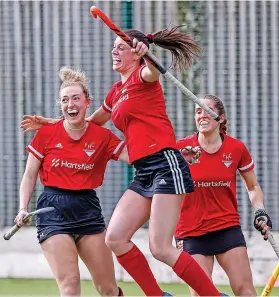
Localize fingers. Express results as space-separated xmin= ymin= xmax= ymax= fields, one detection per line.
xmin=255 ymin=217 xmax=271 ymax=239
xmin=131 ymin=38 xmax=148 ymax=57
xmin=14 ymin=211 xmax=29 ymax=227
xmin=23 ymin=127 xmax=35 ymax=134
xmin=20 ymin=114 xmax=43 ymax=133
xmin=23 ymin=115 xmax=36 ymax=120
xmin=21 ymin=119 xmax=31 ymax=126
xmin=34 ymin=116 xmax=43 ymax=123
xmin=192 ymin=146 xmax=202 ymax=153
xmin=14 ymin=215 xmax=25 ymax=227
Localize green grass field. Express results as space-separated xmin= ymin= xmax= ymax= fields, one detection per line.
xmin=0 ymin=279 xmax=278 ymax=296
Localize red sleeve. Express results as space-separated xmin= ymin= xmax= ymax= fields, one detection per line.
xmin=176 ymin=134 xmax=196 ymax=150
xmin=107 ymin=131 xmax=125 ymax=161
xmin=238 ymin=143 xmax=254 ymax=173
xmin=26 ymin=127 xmax=49 ymax=161
xmin=177 ymin=139 xmax=189 ymax=150
xmin=102 ymin=84 xmax=117 ymax=113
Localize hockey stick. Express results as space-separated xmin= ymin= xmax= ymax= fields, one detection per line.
xmin=3 ymin=207 xmax=55 ymax=240
xmin=261 ymin=231 xmax=279 ymax=296
xmin=261 ymin=264 xmax=279 ymax=296
xmin=89 ymin=6 xmax=220 ymax=122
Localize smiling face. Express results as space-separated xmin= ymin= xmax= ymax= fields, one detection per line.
xmin=60 ymin=85 xmax=90 ymax=126
xmin=195 ymin=98 xmax=225 ymax=134
xmin=111 ymin=37 xmax=139 ymax=73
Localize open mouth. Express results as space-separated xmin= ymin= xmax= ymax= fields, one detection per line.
xmin=199 ymin=121 xmax=209 ymax=127
xmin=68 ymin=110 xmax=79 ymax=118
xmin=112 ymin=57 xmax=121 ymax=65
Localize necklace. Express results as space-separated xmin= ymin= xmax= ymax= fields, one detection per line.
xmin=64 ymin=120 xmax=87 ymax=131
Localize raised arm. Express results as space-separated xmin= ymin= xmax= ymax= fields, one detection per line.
xmin=131 ymin=38 xmax=160 ymax=83
xmin=87 ymin=106 xmax=111 ymax=126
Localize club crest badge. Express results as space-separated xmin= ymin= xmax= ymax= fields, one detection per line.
xmin=176 ymin=240 xmax=184 ymax=251
xmin=84 ymin=142 xmax=96 ymax=157
xmin=222 ymin=153 xmax=232 ymax=168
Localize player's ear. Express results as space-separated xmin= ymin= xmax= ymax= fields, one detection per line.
xmin=133 ymin=53 xmax=141 ymax=62
xmin=86 ymin=98 xmax=91 ymax=108
xmin=219 ymin=114 xmax=226 ymax=124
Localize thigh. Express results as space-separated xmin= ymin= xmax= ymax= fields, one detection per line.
xmin=77 ymin=232 xmax=116 ymax=288
xmin=41 ymin=234 xmax=79 ymax=280
xmin=192 ymin=254 xmax=214 ymax=277
xmin=149 ymin=193 xmax=184 ymax=246
xmin=216 ymin=247 xmax=255 ymax=294
xmin=106 ymin=189 xmax=151 ymax=243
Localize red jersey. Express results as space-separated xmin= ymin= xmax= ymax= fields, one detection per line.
xmin=102 ymin=65 xmax=177 ymax=163
xmin=175 ymin=133 xmax=254 ymax=238
xmin=27 ymin=120 xmax=125 ymax=190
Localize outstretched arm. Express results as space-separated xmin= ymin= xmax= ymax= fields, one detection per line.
xmin=21 ymin=115 xmax=60 ymax=133
xmin=21 ymin=106 xmax=111 ymax=133
xmin=87 ymin=106 xmax=111 ymax=126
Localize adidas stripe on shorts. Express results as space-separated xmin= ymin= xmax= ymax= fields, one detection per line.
xmin=128 ymin=148 xmax=194 ymax=197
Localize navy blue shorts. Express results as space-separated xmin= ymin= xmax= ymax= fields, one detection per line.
xmin=128 ymin=148 xmax=194 ymax=197
xmin=36 ymin=187 xmax=106 ymax=243
xmin=175 ymin=225 xmax=247 ymax=256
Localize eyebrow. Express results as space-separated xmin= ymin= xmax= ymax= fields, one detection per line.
xmin=195 ymin=106 xmax=215 ymax=111
xmin=114 ymin=43 xmax=128 ymax=48
xmin=62 ymin=94 xmax=80 ymax=98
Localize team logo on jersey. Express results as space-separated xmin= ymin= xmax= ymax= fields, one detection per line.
xmin=222 ymin=153 xmax=233 ymax=168
xmin=112 ymin=91 xmax=129 ymax=111
xmin=176 ymin=240 xmax=184 ymax=251
xmin=52 ymin=159 xmax=60 ymax=167
xmin=55 ymin=143 xmax=63 ymax=148
xmin=84 ymin=142 xmax=96 ymax=157
xmin=194 ymin=180 xmax=231 ymax=187
xmin=51 ymin=158 xmax=94 ymax=170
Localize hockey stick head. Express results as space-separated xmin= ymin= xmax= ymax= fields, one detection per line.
xmin=90 ymin=6 xmax=133 ymax=47
xmin=3 ymin=207 xmax=55 ymax=241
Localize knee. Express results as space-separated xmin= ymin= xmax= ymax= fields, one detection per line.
xmin=57 ymin=274 xmax=80 ymax=296
xmin=94 ymin=282 xmax=119 ymax=296
xmin=149 ymin=240 xmax=170 ymax=263
xmin=233 ymin=283 xmax=256 ymax=296
xmin=105 ymin=231 xmax=121 ymax=252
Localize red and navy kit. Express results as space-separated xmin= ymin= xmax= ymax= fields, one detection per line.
xmin=175 ymin=133 xmax=254 ymax=238
xmin=102 ymin=65 xmax=177 ymax=163
xmin=27 ymin=120 xmax=125 ymax=190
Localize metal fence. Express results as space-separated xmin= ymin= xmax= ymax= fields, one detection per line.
xmin=0 ymin=1 xmax=278 ymax=230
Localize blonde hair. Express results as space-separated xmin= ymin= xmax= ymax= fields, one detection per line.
xmin=59 ymin=66 xmax=91 ymax=100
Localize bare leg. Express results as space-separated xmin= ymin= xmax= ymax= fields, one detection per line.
xmin=148 ymin=193 xmax=184 ymax=266
xmin=105 ymin=189 xmax=151 ymax=255
xmin=148 ymin=194 xmax=220 ymax=296
xmin=77 ymin=232 xmax=119 ymax=297
xmin=217 ymin=247 xmax=257 ymax=296
xmin=106 ymin=189 xmax=163 ymax=296
xmin=41 ymin=234 xmax=80 ymax=297
xmin=188 ymin=255 xmax=214 ymax=296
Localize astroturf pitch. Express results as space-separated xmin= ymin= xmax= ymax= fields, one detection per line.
xmin=0 ymin=279 xmax=278 ymax=296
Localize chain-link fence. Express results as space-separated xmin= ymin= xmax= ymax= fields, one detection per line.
xmin=0 ymin=1 xmax=278 ymax=230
